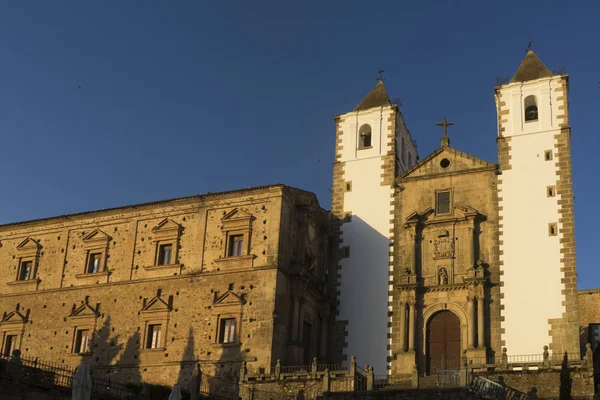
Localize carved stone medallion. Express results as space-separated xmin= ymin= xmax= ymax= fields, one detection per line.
xmin=434 ymin=237 xmax=454 ymax=259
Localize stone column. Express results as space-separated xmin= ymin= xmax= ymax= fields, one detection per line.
xmin=291 ymin=297 xmax=300 ymax=341
xmin=319 ymin=316 xmax=328 ymax=358
xmin=405 ymin=232 xmax=415 ymax=276
xmin=477 ymin=296 xmax=485 ymax=348
xmin=467 ymin=297 xmax=475 ymax=348
xmin=398 ymin=301 xmax=406 ymax=352
xmin=412 ymin=234 xmax=418 ymax=273
xmin=408 ymin=301 xmax=416 ymax=351
xmin=469 ymin=226 xmax=476 ymax=269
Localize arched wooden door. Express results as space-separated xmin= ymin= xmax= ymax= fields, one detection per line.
xmin=427 ymin=310 xmax=461 ymax=374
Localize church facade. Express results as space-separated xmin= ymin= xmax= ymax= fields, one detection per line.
xmin=332 ymin=50 xmax=583 ymax=376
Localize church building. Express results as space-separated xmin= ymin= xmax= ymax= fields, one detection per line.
xmin=331 ymin=49 xmax=582 ymax=377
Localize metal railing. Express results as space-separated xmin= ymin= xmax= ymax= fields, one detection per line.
xmin=373 ymin=375 xmax=390 ymax=390
xmin=470 ymin=374 xmax=506 ymax=399
xmin=317 ymin=364 xmax=347 ymax=372
xmin=437 ymin=370 xmax=460 ymax=387
xmin=0 ymin=353 xmax=137 ymax=400
xmin=469 ymin=351 xmax=582 ymax=367
xmin=91 ymin=374 xmax=137 ymax=400
xmin=279 ymin=364 xmax=312 ymax=374
xmin=199 ymin=373 xmax=239 ymax=400
xmin=8 ymin=354 xmax=76 ymax=388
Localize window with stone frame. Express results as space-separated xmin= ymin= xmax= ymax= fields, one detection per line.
xmin=3 ymin=334 xmax=18 ymax=357
xmin=17 ymin=259 xmax=34 ymax=281
xmin=74 ymin=329 xmax=91 ymax=354
xmin=219 ymin=318 xmax=236 ymax=344
xmin=435 ymin=191 xmax=451 ymax=215
xmin=14 ymin=238 xmax=41 ymax=283
xmin=212 ymin=289 xmax=244 ymax=346
xmin=146 ymin=324 xmax=162 ymax=349
xmin=151 ymin=219 xmax=182 ymax=267
xmin=157 ymin=243 xmax=174 ymax=265
xmin=68 ymin=298 xmax=100 ymax=356
xmin=139 ymin=290 xmax=172 ymax=351
xmin=81 ymin=230 xmax=110 ymax=275
xmin=0 ymin=306 xmax=28 ymax=357
xmin=86 ymin=253 xmax=103 ymax=274
xmin=228 ymin=235 xmax=244 ymax=257
xmin=220 ymin=209 xmax=253 ymax=259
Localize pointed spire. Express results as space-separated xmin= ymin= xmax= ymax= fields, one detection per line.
xmin=511 ymin=50 xmax=554 ymax=83
xmin=353 ymin=81 xmax=391 ymax=112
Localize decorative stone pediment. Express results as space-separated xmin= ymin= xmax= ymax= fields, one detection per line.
xmin=140 ymin=289 xmax=173 ymax=315
xmin=1 ymin=305 xmax=30 ymax=326
xmin=397 ymin=146 xmax=497 ymax=181
xmin=16 ymin=238 xmax=41 ymax=255
xmin=83 ymin=229 xmax=111 ymax=249
xmin=221 ymin=209 xmax=253 ymax=231
xmin=404 ymin=205 xmax=479 ymax=227
xmin=151 ymin=219 xmax=181 ymax=240
xmin=213 ymin=291 xmax=245 ymax=307
xmin=69 ymin=298 xmax=101 ymax=320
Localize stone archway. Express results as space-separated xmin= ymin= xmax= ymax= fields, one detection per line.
xmin=426 ymin=310 xmax=461 ymax=374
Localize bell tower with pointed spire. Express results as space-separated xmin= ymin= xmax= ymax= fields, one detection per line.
xmin=331 ymin=80 xmax=417 ymax=373
xmin=495 ymin=50 xmax=580 ymax=356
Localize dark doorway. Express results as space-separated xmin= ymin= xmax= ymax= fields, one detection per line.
xmin=427 ymin=311 xmax=461 ymax=374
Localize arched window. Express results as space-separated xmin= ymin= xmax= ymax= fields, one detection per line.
xmin=524 ymin=95 xmax=538 ymax=122
xmin=359 ymin=124 xmax=372 ymax=149
xmin=408 ymin=151 xmax=412 ymax=166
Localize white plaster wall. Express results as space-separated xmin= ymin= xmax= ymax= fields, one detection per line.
xmin=498 ymin=76 xmax=566 ymax=355
xmin=336 ymin=106 xmax=395 ymax=374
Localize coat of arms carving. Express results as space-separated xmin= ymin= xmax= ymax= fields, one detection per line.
xmin=434 ymin=237 xmax=454 ymax=258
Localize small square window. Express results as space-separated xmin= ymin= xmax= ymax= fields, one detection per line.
xmin=157 ymin=244 xmax=173 ymax=265
xmin=219 ymin=318 xmax=236 ymax=344
xmin=547 ymin=186 xmax=556 ymax=197
xmin=18 ymin=260 xmax=34 ymax=281
xmin=544 ymin=150 xmax=553 ymax=161
xmin=74 ymin=329 xmax=91 ymax=354
xmin=548 ymin=223 xmax=558 ymax=236
xmin=3 ymin=335 xmax=18 ymax=357
xmin=435 ymin=191 xmax=451 ymax=215
xmin=146 ymin=324 xmax=162 ymax=349
xmin=228 ymin=235 xmax=244 ymax=257
xmin=87 ymin=253 xmax=102 ymax=274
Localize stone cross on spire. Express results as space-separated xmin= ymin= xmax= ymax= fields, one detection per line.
xmin=377 ymin=69 xmax=385 ymax=81
xmin=436 ymin=118 xmax=454 ymax=147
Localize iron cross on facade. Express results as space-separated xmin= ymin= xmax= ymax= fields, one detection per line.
xmin=377 ymin=69 xmax=385 ymax=81
xmin=436 ymin=118 xmax=454 ymax=137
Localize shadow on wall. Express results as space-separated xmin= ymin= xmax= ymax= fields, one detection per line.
xmin=174 ymin=325 xmax=242 ymax=399
xmin=114 ymin=330 xmax=142 ymax=384
xmin=337 ymin=214 xmax=392 ymax=373
xmin=88 ymin=315 xmax=142 ymax=384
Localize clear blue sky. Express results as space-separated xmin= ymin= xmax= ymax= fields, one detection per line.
xmin=0 ymin=2 xmax=598 ymax=288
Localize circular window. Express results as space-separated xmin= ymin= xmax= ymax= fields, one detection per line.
xmin=440 ymin=158 xmax=451 ymax=168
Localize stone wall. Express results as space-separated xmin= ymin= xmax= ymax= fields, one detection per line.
xmin=579 ymin=289 xmax=600 ymax=328
xmin=0 ymin=185 xmax=332 ymax=390
xmin=477 ymin=368 xmax=595 ymax=399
